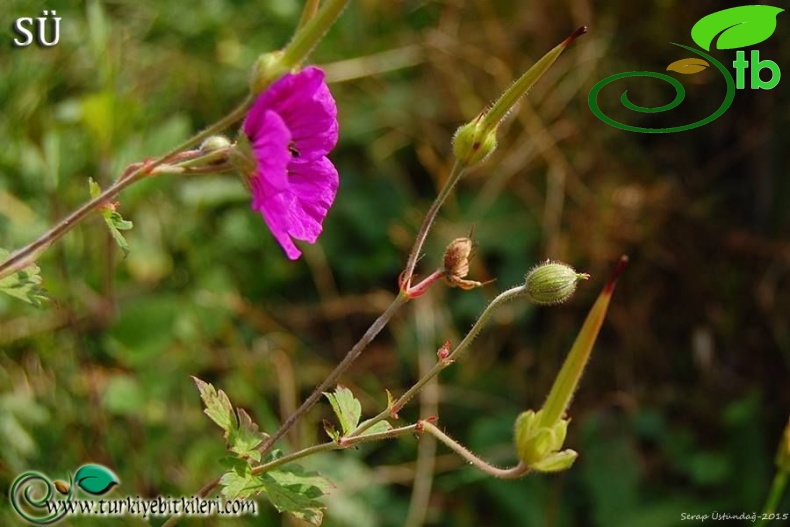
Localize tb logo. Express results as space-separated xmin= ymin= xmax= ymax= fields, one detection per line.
xmin=589 ymin=5 xmax=784 ymax=133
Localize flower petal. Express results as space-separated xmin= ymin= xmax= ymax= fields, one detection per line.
xmin=253 ymin=67 xmax=338 ymax=159
xmin=256 ymin=190 xmax=302 ymax=260
xmin=250 ymin=110 xmax=291 ymax=207
xmin=288 ymin=156 xmax=339 ymax=237
xmin=242 ymin=66 xmax=340 ymax=260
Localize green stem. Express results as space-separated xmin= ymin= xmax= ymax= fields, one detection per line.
xmin=159 ymin=424 xmax=419 ymax=527
xmin=401 ymin=161 xmax=466 ymax=290
xmin=758 ymin=471 xmax=788 ymax=527
xmin=421 ymin=421 xmax=529 ymax=479
xmin=349 ymin=285 xmax=527 ymax=438
xmin=296 ymin=0 xmax=321 ymax=31
xmin=0 ymin=100 xmax=251 ymax=282
xmin=0 ymin=169 xmax=147 ymax=280
xmin=281 ymin=0 xmax=350 ymax=70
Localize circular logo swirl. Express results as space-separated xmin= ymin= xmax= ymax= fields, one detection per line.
xmin=588 ymin=43 xmax=736 ymax=133
xmin=10 ymin=471 xmax=69 ymax=525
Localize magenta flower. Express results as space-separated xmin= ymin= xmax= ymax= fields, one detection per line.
xmin=241 ymin=66 xmax=339 ymax=260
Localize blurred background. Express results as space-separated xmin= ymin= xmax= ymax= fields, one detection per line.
xmin=1 ymin=0 xmax=789 ymax=525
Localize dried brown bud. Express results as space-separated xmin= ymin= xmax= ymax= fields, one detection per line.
xmin=442 ymin=233 xmax=492 ymax=290
xmin=443 ymin=237 xmax=474 ymax=280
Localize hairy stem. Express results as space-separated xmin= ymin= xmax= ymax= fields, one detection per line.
xmin=0 ymin=101 xmax=250 ymax=282
xmin=296 ymin=0 xmax=321 ymax=31
xmin=349 ymin=285 xmax=527 ymax=438
xmin=258 ymin=293 xmax=410 ymax=456
xmin=421 ymin=421 xmax=529 ymax=479
xmin=0 ymin=170 xmax=147 ymax=280
xmin=160 ymin=424 xmax=419 ymax=527
xmin=401 ymin=161 xmax=466 ymax=290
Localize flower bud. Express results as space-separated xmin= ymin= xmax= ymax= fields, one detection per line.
xmin=199 ymin=135 xmax=232 ymax=154
xmin=452 ymin=118 xmax=498 ymax=167
xmin=524 ymin=260 xmax=589 ymax=305
xmin=250 ymin=51 xmax=287 ymax=94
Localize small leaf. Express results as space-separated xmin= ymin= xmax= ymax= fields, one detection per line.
xmin=323 ymin=386 xmax=361 ymax=436
xmin=220 ymin=466 xmax=264 ymax=500
xmin=666 ymin=57 xmax=710 ymax=74
xmin=262 ymin=466 xmax=333 ymax=526
xmin=0 ymin=248 xmax=48 ymax=306
xmin=358 ymin=420 xmax=393 ymax=437
xmin=219 ymin=456 xmax=249 ymax=473
xmin=192 ymin=377 xmax=236 ymax=436
xmin=229 ymin=408 xmax=268 ymax=462
xmin=221 ymin=464 xmax=332 ymax=525
xmin=74 ymin=464 xmax=119 ymax=495
xmin=691 ymin=6 xmax=784 ymax=51
xmin=89 ymin=178 xmax=133 ymax=257
xmin=323 ymin=419 xmax=340 ymax=443
xmin=268 ymin=465 xmax=334 ymax=496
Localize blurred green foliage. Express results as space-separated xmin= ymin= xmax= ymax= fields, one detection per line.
xmin=1 ymin=0 xmax=789 ymax=526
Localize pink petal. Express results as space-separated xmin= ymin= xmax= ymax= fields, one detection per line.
xmin=250 ymin=110 xmax=291 ymax=206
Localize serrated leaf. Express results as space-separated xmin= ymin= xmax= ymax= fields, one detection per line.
xmin=89 ymin=178 xmax=133 ymax=257
xmin=261 ymin=466 xmax=333 ymax=526
xmin=192 ymin=377 xmax=236 ymax=436
xmin=269 ymin=465 xmax=334 ymax=495
xmin=666 ymin=57 xmax=710 ymax=74
xmin=0 ymin=248 xmax=48 ymax=306
xmin=219 ymin=456 xmax=250 ymax=473
xmin=691 ymin=6 xmax=784 ymax=51
xmin=74 ymin=464 xmax=119 ymax=496
xmin=220 ymin=466 xmax=265 ymax=500
xmin=323 ymin=386 xmax=361 ymax=436
xmin=229 ymin=408 xmax=267 ymax=462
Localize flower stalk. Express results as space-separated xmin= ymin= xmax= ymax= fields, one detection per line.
xmin=349 ymin=284 xmax=529 ymax=438
xmin=420 ymin=420 xmax=530 ymax=479
xmin=281 ymin=0 xmax=350 ymax=70
xmin=400 ymin=160 xmax=466 ymax=291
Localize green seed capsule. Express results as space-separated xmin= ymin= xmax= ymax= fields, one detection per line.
xmin=525 ymin=261 xmax=589 ymax=305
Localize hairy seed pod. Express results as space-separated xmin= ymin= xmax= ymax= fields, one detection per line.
xmin=525 ymin=261 xmax=589 ymax=305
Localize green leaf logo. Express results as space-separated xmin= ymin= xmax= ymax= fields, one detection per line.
xmin=74 ymin=464 xmax=119 ymax=495
xmin=691 ymin=6 xmax=784 ymax=51
xmin=666 ymin=57 xmax=710 ymax=75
